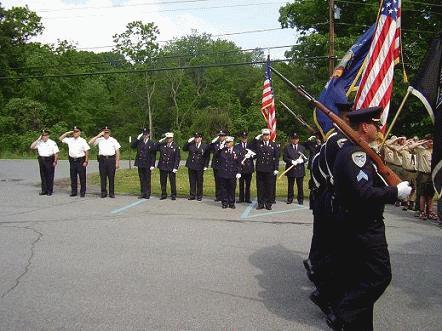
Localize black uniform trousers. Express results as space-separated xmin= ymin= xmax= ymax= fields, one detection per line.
xmin=38 ymin=156 xmax=55 ymax=194
xmin=238 ymin=173 xmax=252 ymax=202
xmin=220 ymin=177 xmax=236 ymax=206
xmin=213 ymin=169 xmax=221 ymax=200
xmin=160 ymin=170 xmax=177 ymax=198
xmin=256 ymin=171 xmax=274 ymax=207
xmin=69 ymin=157 xmax=87 ymax=195
xmin=188 ymin=169 xmax=204 ymax=199
xmin=98 ymin=156 xmax=116 ymax=195
xmin=137 ymin=167 xmax=152 ymax=197
xmin=287 ymin=176 xmax=304 ymax=203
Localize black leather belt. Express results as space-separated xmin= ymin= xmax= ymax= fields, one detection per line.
xmin=99 ymin=155 xmax=116 ymax=159
xmin=69 ymin=156 xmax=85 ymax=162
xmin=39 ymin=155 xmax=54 ymax=160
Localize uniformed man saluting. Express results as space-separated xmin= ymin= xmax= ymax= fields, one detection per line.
xmin=183 ymin=132 xmax=209 ymax=201
xmin=209 ymin=130 xmax=228 ymax=201
xmin=131 ymin=128 xmax=157 ymax=199
xmin=234 ymin=130 xmax=254 ymax=203
xmin=59 ymin=126 xmax=90 ymax=197
xmin=249 ymin=128 xmax=280 ymax=210
xmin=328 ymin=107 xmax=411 ymax=330
xmin=215 ymin=136 xmax=241 ymax=209
xmin=89 ymin=126 xmax=121 ymax=198
xmin=156 ymin=132 xmax=180 ymax=200
xmin=30 ymin=129 xmax=59 ymax=196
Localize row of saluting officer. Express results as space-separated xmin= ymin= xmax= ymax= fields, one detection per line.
xmin=31 ymin=125 xmax=310 ymax=209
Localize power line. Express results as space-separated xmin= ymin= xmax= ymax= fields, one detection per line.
xmin=41 ymin=1 xmax=285 ymax=20
xmin=77 ymin=27 xmax=288 ymax=50
xmin=335 ymin=0 xmax=442 ymax=14
xmin=13 ymin=44 xmax=296 ymax=71
xmin=0 ymin=56 xmax=329 ymax=81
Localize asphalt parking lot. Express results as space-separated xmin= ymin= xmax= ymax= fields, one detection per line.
xmin=0 ymin=160 xmax=441 ymax=330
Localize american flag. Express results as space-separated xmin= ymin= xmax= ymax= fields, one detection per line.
xmin=261 ymin=56 xmax=277 ymax=141
xmin=354 ymin=0 xmax=401 ymax=130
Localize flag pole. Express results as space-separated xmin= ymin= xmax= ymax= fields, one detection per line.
xmin=381 ymin=87 xmax=411 ymax=145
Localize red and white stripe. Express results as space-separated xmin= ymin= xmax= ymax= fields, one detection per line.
xmin=355 ymin=0 xmax=401 ymax=130
xmin=261 ymin=78 xmax=277 ymax=141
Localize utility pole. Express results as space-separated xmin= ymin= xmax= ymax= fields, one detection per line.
xmin=328 ymin=0 xmax=335 ymax=77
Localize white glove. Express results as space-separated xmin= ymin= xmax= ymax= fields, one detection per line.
xmin=149 ymin=166 xmax=154 ymax=171
xmin=137 ymin=133 xmax=143 ymax=140
xmin=172 ymin=168 xmax=178 ymax=173
xmin=255 ymin=134 xmax=262 ymax=140
xmin=308 ymin=135 xmax=316 ymax=142
xmin=291 ymin=160 xmax=298 ymax=165
xmin=220 ymin=141 xmax=226 ymax=148
xmin=273 ymin=170 xmax=279 ymax=176
xmin=159 ymin=137 xmax=166 ymax=143
xmin=297 ymin=156 xmax=304 ymax=164
xmin=188 ymin=137 xmax=195 ymax=143
xmin=203 ymin=167 xmax=208 ymax=171
xmin=236 ymin=173 xmax=241 ymax=179
xmin=397 ymin=181 xmax=412 ymax=200
xmin=211 ymin=136 xmax=219 ymax=144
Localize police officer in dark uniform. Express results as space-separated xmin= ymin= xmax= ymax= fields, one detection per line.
xmin=215 ymin=136 xmax=241 ymax=209
xmin=304 ymin=102 xmax=355 ymax=315
xmin=234 ymin=131 xmax=254 ymax=203
xmin=283 ymin=132 xmax=307 ymax=204
xmin=249 ymin=128 xmax=280 ymax=210
xmin=328 ymin=107 xmax=411 ymax=330
xmin=210 ymin=130 xmax=227 ymax=201
xmin=131 ymin=128 xmax=157 ymax=199
xmin=183 ymin=132 xmax=210 ymax=201
xmin=156 ymin=132 xmax=180 ymax=200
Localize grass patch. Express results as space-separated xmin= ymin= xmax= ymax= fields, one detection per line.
xmin=89 ymin=166 xmax=311 ymax=198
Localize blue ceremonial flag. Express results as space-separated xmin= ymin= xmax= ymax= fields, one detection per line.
xmin=315 ymin=24 xmax=376 ymax=135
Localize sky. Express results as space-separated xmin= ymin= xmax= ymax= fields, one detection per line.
xmin=3 ymin=0 xmax=299 ymax=58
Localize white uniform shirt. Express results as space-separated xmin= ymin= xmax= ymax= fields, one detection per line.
xmin=35 ymin=139 xmax=59 ymax=157
xmin=94 ymin=137 xmax=121 ymax=156
xmin=62 ymin=137 xmax=90 ymax=158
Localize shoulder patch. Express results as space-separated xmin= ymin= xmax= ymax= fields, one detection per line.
xmin=352 ymin=151 xmax=366 ymax=168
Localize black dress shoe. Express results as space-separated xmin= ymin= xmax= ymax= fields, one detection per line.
xmin=70 ymin=193 xmax=77 ymax=197
xmin=245 ymin=200 xmax=252 ymax=203
xmin=171 ymin=196 xmax=176 ymax=200
xmin=188 ymin=197 xmax=196 ymax=200
xmin=256 ymin=204 xmax=264 ymax=210
xmin=101 ymin=193 xmax=107 ymax=198
xmin=160 ymin=196 xmax=167 ymax=200
xmin=197 ymin=197 xmax=202 ymax=201
xmin=80 ymin=193 xmax=85 ymax=197
xmin=47 ymin=192 xmax=52 ymax=196
xmin=109 ymin=194 xmax=115 ymax=198
xmin=229 ymin=204 xmax=236 ymax=209
xmin=222 ymin=204 xmax=228 ymax=209
xmin=144 ymin=195 xmax=150 ymax=199
xmin=265 ymin=205 xmax=272 ymax=210
xmin=286 ymin=200 xmax=293 ymax=204
xmin=298 ymin=200 xmax=304 ymax=205
xmin=309 ymin=290 xmax=331 ymax=315
xmin=39 ymin=192 xmax=48 ymax=196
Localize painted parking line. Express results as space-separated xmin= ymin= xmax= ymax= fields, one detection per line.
xmin=240 ymin=202 xmax=308 ymax=220
xmin=111 ymin=199 xmax=147 ymax=214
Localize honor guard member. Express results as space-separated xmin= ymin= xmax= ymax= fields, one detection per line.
xmin=30 ymin=129 xmax=59 ymax=196
xmin=156 ymin=132 xmax=180 ymax=200
xmin=59 ymin=126 xmax=90 ymax=197
xmin=215 ymin=136 xmax=241 ymax=209
xmin=209 ymin=130 xmax=227 ymax=201
xmin=89 ymin=126 xmax=121 ymax=198
xmin=328 ymin=107 xmax=411 ymax=330
xmin=234 ymin=130 xmax=254 ymax=203
xmin=131 ymin=128 xmax=157 ymax=199
xmin=304 ymin=101 xmax=354 ymax=316
xmin=249 ymin=128 xmax=280 ymax=210
xmin=283 ymin=132 xmax=307 ymax=205
xmin=183 ymin=132 xmax=210 ymax=201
